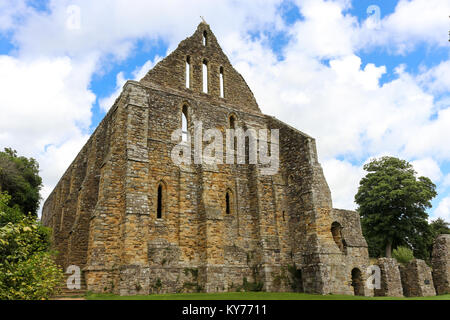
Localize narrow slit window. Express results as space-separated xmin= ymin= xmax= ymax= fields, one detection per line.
xmin=229 ymin=115 xmax=235 ymax=129
xmin=182 ymin=105 xmax=188 ymax=142
xmin=226 ymin=192 xmax=231 ymax=214
xmin=203 ymin=31 xmax=207 ymax=46
xmin=202 ymin=60 xmax=208 ymax=93
xmin=229 ymin=115 xmax=237 ymax=160
xmin=157 ymin=184 xmax=163 ymax=219
xmin=219 ymin=67 xmax=224 ymax=98
xmin=185 ymin=56 xmax=190 ymax=88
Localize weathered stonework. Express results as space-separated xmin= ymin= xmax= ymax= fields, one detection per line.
xmin=399 ymin=259 xmax=436 ymax=297
xmin=431 ymin=234 xmax=450 ymax=295
xmin=42 ymin=23 xmax=371 ymax=296
xmin=374 ymin=258 xmax=403 ymax=297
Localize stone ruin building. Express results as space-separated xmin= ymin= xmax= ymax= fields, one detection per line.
xmin=41 ymin=23 xmax=449 ymax=297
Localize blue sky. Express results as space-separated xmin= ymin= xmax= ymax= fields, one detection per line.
xmin=0 ymin=0 xmax=449 ymax=221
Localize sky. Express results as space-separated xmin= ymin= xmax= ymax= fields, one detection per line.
xmin=0 ymin=0 xmax=449 ymax=221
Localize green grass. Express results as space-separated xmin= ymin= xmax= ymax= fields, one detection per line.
xmin=85 ymin=292 xmax=450 ymax=300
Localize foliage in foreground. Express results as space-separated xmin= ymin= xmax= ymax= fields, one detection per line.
xmin=0 ymin=192 xmax=63 ymax=300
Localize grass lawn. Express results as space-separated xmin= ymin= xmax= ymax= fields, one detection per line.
xmin=85 ymin=292 xmax=450 ymax=300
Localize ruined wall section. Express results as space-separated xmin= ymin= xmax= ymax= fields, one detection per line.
xmin=330 ymin=209 xmax=371 ymax=295
xmin=399 ymin=259 xmax=436 ymax=297
xmin=84 ymin=85 xmax=132 ymax=293
xmin=432 ymin=234 xmax=450 ymax=295
xmin=140 ymin=22 xmax=261 ymax=115
xmin=374 ymin=258 xmax=403 ymax=297
xmin=41 ymin=94 xmax=118 ymax=270
xmin=267 ymin=117 xmax=346 ymax=294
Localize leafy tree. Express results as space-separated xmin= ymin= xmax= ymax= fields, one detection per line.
xmin=355 ymin=156 xmax=437 ymax=259
xmin=430 ymin=218 xmax=450 ymax=236
xmin=0 ymin=148 xmax=42 ymax=216
xmin=0 ymin=192 xmax=63 ymax=300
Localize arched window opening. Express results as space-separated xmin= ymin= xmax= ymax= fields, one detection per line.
xmin=226 ymin=192 xmax=231 ymax=214
xmin=229 ymin=114 xmax=237 ymax=158
xmin=282 ymin=211 xmax=285 ymax=221
xmin=229 ymin=115 xmax=236 ymax=129
xmin=157 ymin=184 xmax=163 ymax=219
xmin=185 ymin=56 xmax=191 ymax=88
xmin=351 ymin=268 xmax=364 ymax=296
xmin=182 ymin=105 xmax=188 ymax=142
xmin=331 ymin=222 xmax=347 ymax=254
xmin=219 ymin=66 xmax=224 ymax=98
xmin=202 ymin=60 xmax=208 ymax=93
xmin=203 ymin=31 xmax=207 ymax=46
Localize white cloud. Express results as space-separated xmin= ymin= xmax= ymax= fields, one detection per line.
xmin=0 ymin=0 xmax=28 ymax=31
xmin=411 ymin=158 xmax=443 ymax=182
xmin=0 ymin=55 xmax=94 ymax=209
xmin=290 ymin=0 xmax=358 ymax=58
xmin=416 ymin=60 xmax=450 ymax=95
xmin=358 ymin=0 xmax=450 ymax=53
xmin=433 ymin=197 xmax=450 ymax=221
xmin=443 ymin=174 xmax=450 ymax=187
xmin=11 ymin=0 xmax=286 ymax=60
xmin=322 ymin=159 xmax=365 ymax=210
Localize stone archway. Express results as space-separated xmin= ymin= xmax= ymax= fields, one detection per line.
xmin=351 ymin=268 xmax=365 ymax=296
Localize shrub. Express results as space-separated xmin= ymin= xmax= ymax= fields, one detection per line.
xmin=392 ymin=246 xmax=414 ymax=264
xmin=0 ymin=252 xmax=63 ymax=300
xmin=0 ymin=192 xmax=63 ymax=300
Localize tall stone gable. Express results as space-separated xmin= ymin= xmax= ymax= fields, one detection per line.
xmin=42 ymin=22 xmax=371 ymax=296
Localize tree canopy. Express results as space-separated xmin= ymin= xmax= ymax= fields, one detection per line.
xmin=355 ymin=156 xmax=437 ymax=260
xmin=0 ymin=148 xmax=42 ymax=216
xmin=430 ymin=218 xmax=450 ymax=236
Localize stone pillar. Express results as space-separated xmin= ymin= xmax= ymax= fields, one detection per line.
xmin=399 ymin=259 xmax=436 ymax=297
xmin=431 ymin=234 xmax=450 ymax=295
xmin=374 ymin=258 xmax=403 ymax=297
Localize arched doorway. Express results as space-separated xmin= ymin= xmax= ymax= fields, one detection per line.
xmin=351 ymin=268 xmax=364 ymax=296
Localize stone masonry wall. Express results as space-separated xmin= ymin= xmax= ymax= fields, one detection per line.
xmin=399 ymin=259 xmax=436 ymax=297
xmin=432 ymin=234 xmax=450 ymax=295
xmin=374 ymin=258 xmax=403 ymax=297
xmin=43 ymin=22 xmax=371 ymax=296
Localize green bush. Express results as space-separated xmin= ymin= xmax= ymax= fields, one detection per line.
xmin=0 ymin=192 xmax=63 ymax=300
xmin=392 ymin=246 xmax=415 ymax=264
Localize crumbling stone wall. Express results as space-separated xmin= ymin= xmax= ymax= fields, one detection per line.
xmin=374 ymin=258 xmax=403 ymax=297
xmin=42 ymin=22 xmax=371 ymax=296
xmin=399 ymin=259 xmax=436 ymax=297
xmin=432 ymin=234 xmax=450 ymax=295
